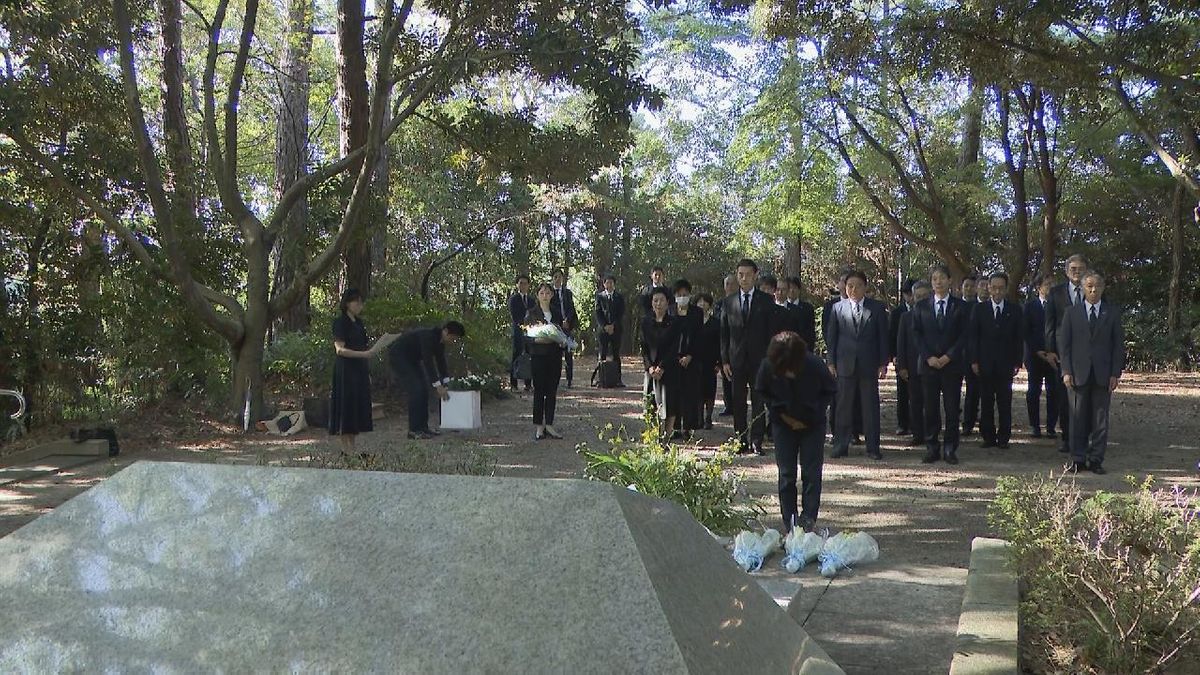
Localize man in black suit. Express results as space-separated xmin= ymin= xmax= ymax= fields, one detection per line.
xmin=596 ymin=274 xmax=625 ymax=386
xmin=639 ymin=266 xmax=672 ymax=317
xmin=896 ymin=280 xmax=931 ymax=448
xmin=822 ymin=271 xmax=863 ymax=442
xmin=889 ymin=278 xmax=915 ymax=436
xmin=720 ymin=258 xmax=777 ymax=455
xmin=508 ymin=275 xmax=534 ymax=391
xmin=551 ymin=269 xmax=579 ymax=388
xmin=969 ymin=273 xmax=1024 ymax=449
xmin=716 ymin=274 xmax=737 ymax=416
xmin=959 ymin=274 xmax=981 ymax=436
xmin=826 ymin=270 xmax=890 ymax=460
xmin=1043 ymin=254 xmax=1089 ymax=454
xmin=1023 ymin=274 xmax=1058 ymax=438
xmin=760 ymin=274 xmax=797 ymax=335
xmin=1058 ymin=271 xmax=1124 ymax=474
xmin=912 ymin=264 xmax=969 ymax=464
xmin=389 ymin=322 xmax=466 ymax=439
xmin=784 ymin=275 xmax=818 ymax=350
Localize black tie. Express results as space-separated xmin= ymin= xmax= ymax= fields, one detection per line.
xmin=994 ymin=304 xmax=1000 ymax=321
xmin=853 ymin=303 xmax=861 ymax=332
xmin=742 ymin=292 xmax=750 ymax=319
xmin=1074 ymin=287 xmax=1082 ymax=305
xmin=937 ymin=300 xmax=946 ymax=328
xmin=1089 ymin=305 xmax=1098 ymax=330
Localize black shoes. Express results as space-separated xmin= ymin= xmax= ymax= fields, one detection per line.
xmin=1031 ymin=429 xmax=1042 ymax=438
xmin=943 ymin=446 xmax=959 ymax=465
xmin=1090 ymin=463 xmax=1107 ymax=475
xmin=997 ymin=441 xmax=1010 ymax=449
xmin=921 ymin=447 xmax=940 ymax=463
xmin=980 ymin=440 xmax=996 ymax=449
xmin=830 ymin=447 xmax=849 ymax=459
xmin=852 ymin=436 xmax=865 ymax=446
xmin=866 ymin=450 xmax=883 ymax=461
xmin=718 ymin=409 xmax=732 ymax=417
xmin=1065 ymin=461 xmax=1085 ymax=473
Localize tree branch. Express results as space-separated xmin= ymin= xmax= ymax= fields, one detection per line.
xmin=1111 ymin=78 xmax=1200 ymax=201
xmin=420 ymin=213 xmax=525 ymax=300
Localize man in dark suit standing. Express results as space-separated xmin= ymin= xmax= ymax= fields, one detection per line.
xmin=1058 ymin=271 xmax=1124 ymax=474
xmin=720 ymin=258 xmax=777 ymax=455
xmin=969 ymin=273 xmax=1024 ymax=449
xmin=784 ymin=276 xmax=818 ymax=350
xmin=896 ymin=280 xmax=931 ymax=448
xmin=716 ymin=274 xmax=737 ymax=416
xmin=760 ymin=274 xmax=798 ymax=335
xmin=826 ymin=270 xmax=890 ymax=460
xmin=551 ymin=269 xmax=579 ymax=388
xmin=596 ymin=274 xmax=625 ymax=384
xmin=959 ymin=274 xmax=981 ymax=436
xmin=822 ymin=271 xmax=862 ymax=442
xmin=889 ymin=278 xmax=915 ymax=437
xmin=508 ymin=275 xmax=535 ymax=391
xmin=912 ymin=264 xmax=969 ymax=464
xmin=639 ymin=266 xmax=672 ymax=317
xmin=1023 ymin=274 xmax=1058 ymax=438
xmin=1043 ymin=254 xmax=1089 ymax=454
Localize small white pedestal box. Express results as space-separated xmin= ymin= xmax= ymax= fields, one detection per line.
xmin=440 ymin=390 xmax=482 ymax=430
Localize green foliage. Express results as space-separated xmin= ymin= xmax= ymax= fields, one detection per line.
xmin=576 ymin=420 xmax=762 ymax=536
xmin=990 ymin=474 xmax=1200 ymax=673
xmin=278 ymin=443 xmax=497 ymax=477
xmin=264 ymin=330 xmax=334 ymax=398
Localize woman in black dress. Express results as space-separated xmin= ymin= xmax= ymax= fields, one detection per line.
xmin=524 ymin=283 xmax=566 ymax=440
xmin=329 ymin=288 xmax=392 ymax=454
xmin=671 ymin=279 xmax=702 ymax=439
xmin=641 ymin=288 xmax=679 ymax=444
xmin=754 ymin=332 xmax=837 ymax=534
xmin=695 ymin=293 xmax=722 ymax=429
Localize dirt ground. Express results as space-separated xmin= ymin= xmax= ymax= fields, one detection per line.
xmin=3 ymin=356 xmax=1199 ymax=673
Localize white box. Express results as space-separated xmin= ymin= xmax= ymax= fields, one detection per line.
xmin=440 ymin=390 xmax=482 ymax=430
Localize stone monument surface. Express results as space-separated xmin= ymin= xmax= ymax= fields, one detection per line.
xmin=0 ymin=461 xmax=841 ymax=673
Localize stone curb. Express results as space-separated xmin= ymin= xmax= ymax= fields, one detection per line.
xmin=949 ymin=537 xmax=1019 ymax=675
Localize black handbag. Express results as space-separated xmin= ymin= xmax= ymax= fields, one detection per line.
xmin=513 ymin=353 xmax=532 ymax=381
xmin=591 ymin=360 xmax=622 ymax=388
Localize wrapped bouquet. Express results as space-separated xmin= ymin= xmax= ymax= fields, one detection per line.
xmin=781 ymin=528 xmax=824 ymax=573
xmin=732 ymin=529 xmax=782 ymax=573
xmin=817 ymin=531 xmax=879 ymax=578
xmin=524 ymin=323 xmax=578 ymax=350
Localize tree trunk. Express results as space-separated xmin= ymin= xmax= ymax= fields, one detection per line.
xmin=1167 ymin=183 xmax=1184 ymax=361
xmin=159 ymin=0 xmax=197 ymax=221
xmin=1023 ymin=88 xmax=1061 ymax=278
xmin=233 ymin=229 xmax=272 ymax=423
xmin=23 ymin=218 xmax=51 ymax=427
xmin=959 ymin=79 xmax=984 ymax=170
xmin=271 ymin=0 xmax=314 ymax=335
xmin=997 ymin=87 xmax=1031 ymax=298
xmin=337 ymin=0 xmax=372 ymax=296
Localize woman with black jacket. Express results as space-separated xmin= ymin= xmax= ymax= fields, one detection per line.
xmin=641 ymin=288 xmax=679 ymax=443
xmin=755 ymin=332 xmax=837 ymax=534
xmin=524 ymin=283 xmax=566 ymax=440
xmin=695 ymin=293 xmax=722 ymax=429
xmin=671 ymin=279 xmax=703 ymax=439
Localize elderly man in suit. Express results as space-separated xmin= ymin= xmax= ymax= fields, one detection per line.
xmin=1059 ymin=272 xmax=1124 ymax=474
xmin=1023 ymin=274 xmax=1058 ymax=438
xmin=720 ymin=258 xmax=778 ymax=455
xmin=969 ymin=273 xmax=1024 ymax=449
xmin=1043 ymin=254 xmax=1090 ymax=453
xmin=897 ymin=280 xmax=931 ymax=448
xmin=912 ymin=264 xmax=970 ymax=464
xmin=826 ymin=270 xmax=890 ymax=460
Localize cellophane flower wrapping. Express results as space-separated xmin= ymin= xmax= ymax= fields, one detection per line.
xmin=781 ymin=530 xmax=824 ymax=573
xmin=817 ymin=531 xmax=879 ymax=578
xmin=732 ymin=529 xmax=782 ymax=572
xmin=523 ymin=323 xmax=578 ymax=350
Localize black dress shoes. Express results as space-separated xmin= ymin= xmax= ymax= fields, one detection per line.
xmin=921 ymin=447 xmax=940 ymax=463
xmin=943 ymin=446 xmax=959 ymax=465
xmin=1089 ymin=462 xmax=1106 ymax=475
xmin=1031 ymin=429 xmax=1042 ymax=438
xmin=980 ymin=440 xmax=996 ymax=449
xmin=830 ymin=447 xmax=849 ymax=459
xmin=866 ymin=450 xmax=883 ymax=461
xmin=997 ymin=442 xmax=1010 ymax=449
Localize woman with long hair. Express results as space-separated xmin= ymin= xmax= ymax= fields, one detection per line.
xmin=524 ymin=282 xmax=566 ymax=440
xmin=330 ymin=288 xmax=395 ymax=455
xmin=755 ymin=331 xmax=837 ymax=534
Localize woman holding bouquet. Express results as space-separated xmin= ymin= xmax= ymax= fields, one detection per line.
xmin=755 ymin=332 xmax=837 ymax=534
xmin=641 ymin=288 xmax=680 ymax=444
xmin=524 ymin=283 xmax=566 ymax=440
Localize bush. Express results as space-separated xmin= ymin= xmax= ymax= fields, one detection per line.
xmin=264 ymin=330 xmax=335 ymax=397
xmin=576 ymin=416 xmax=762 ymax=536
xmin=990 ymin=473 xmax=1200 ymax=674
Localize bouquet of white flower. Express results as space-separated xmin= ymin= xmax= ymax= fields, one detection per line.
xmin=781 ymin=529 xmax=824 ymax=573
xmin=732 ymin=529 xmax=782 ymax=573
xmin=817 ymin=531 xmax=879 ymax=578
xmin=524 ymin=323 xmax=578 ymax=350
xmin=446 ymin=373 xmax=502 ymax=392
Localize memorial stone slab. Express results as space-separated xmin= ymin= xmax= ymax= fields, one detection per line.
xmin=0 ymin=461 xmax=843 ymax=673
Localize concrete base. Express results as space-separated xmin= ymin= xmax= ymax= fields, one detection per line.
xmin=949 ymin=537 xmax=1019 ymax=675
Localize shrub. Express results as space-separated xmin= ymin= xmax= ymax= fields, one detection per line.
xmin=264 ymin=330 xmax=335 ymax=396
xmin=990 ymin=473 xmax=1200 ymax=674
xmin=576 ymin=418 xmax=762 ymax=536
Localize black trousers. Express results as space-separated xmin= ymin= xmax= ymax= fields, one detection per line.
xmin=1054 ymin=364 xmax=1071 ymax=448
xmin=677 ymin=361 xmax=703 ymax=431
xmin=907 ymin=373 xmax=926 ymax=443
xmin=1070 ymin=379 xmax=1112 ymax=465
xmin=561 ymin=336 xmax=574 ymax=385
xmin=773 ymin=420 xmax=826 ymax=531
xmin=963 ymin=371 xmax=980 ymax=432
xmin=979 ymin=373 xmax=1014 ymax=444
xmin=896 ymin=373 xmax=910 ymax=431
xmin=833 ymin=374 xmax=881 ymax=454
xmin=532 ymin=351 xmax=562 ymax=425
xmin=923 ymin=369 xmax=964 ymax=449
xmin=721 ymin=370 xmax=733 ymax=409
xmin=598 ymin=329 xmax=621 ymax=361
xmin=1025 ymin=358 xmax=1058 ymax=434
xmin=395 ymin=359 xmax=430 ymax=433
xmin=510 ymin=326 xmax=530 ymax=389
xmin=828 ymin=393 xmax=864 ymax=436
xmin=731 ymin=364 xmax=766 ymax=450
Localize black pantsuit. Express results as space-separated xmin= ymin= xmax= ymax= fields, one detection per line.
xmin=912 ymin=294 xmax=969 ymax=459
xmin=896 ymin=311 xmax=925 ymax=444
xmin=720 ymin=288 xmax=777 ymax=452
xmin=1045 ymin=282 xmax=1081 ymax=450
xmin=773 ymin=422 xmax=825 ymax=531
xmin=531 ymin=350 xmax=562 ymax=425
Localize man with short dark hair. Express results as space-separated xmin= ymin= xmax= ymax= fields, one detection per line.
xmin=969 ymin=273 xmax=1024 ymax=449
xmin=960 ymin=274 xmax=981 ymax=437
xmin=389 ymin=322 xmax=466 ymax=439
xmin=897 ymin=280 xmax=931 ymax=448
xmin=551 ymin=269 xmax=579 ymax=388
xmin=596 ymin=275 xmax=626 ymax=386
xmin=1044 ymin=254 xmax=1090 ymax=453
xmin=639 ymin=266 xmax=671 ymax=317
xmin=783 ymin=276 xmax=818 ymax=350
xmin=1023 ymin=274 xmax=1058 ymax=438
xmin=822 ymin=270 xmax=862 ymax=443
xmin=716 ymin=274 xmax=737 ymax=416
xmin=912 ymin=264 xmax=969 ymax=464
xmin=826 ymin=270 xmax=890 ymax=460
xmin=1059 ymin=271 xmax=1123 ymax=474
xmin=889 ymin=278 xmax=916 ymax=437
xmin=720 ymin=258 xmax=776 ymax=455
xmin=509 ymin=275 xmax=534 ymax=391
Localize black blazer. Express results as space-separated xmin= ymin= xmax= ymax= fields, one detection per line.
xmin=509 ymin=292 xmax=534 ymax=326
xmin=969 ymin=300 xmax=1024 ymax=377
xmin=754 ymin=353 xmax=838 ymax=427
xmin=895 ymin=311 xmax=921 ymax=375
xmin=641 ymin=314 xmax=679 ymax=371
xmin=786 ymin=300 xmax=818 ymax=350
xmin=1044 ymin=281 xmax=1081 ymax=357
xmin=821 ymin=296 xmax=840 ymax=348
xmin=1023 ymin=297 xmax=1049 ymax=366
xmin=1059 ymin=301 xmax=1125 ymax=386
xmin=696 ymin=314 xmax=722 ymax=370
xmin=553 ymin=287 xmax=578 ymax=332
xmin=524 ymin=306 xmax=565 ymax=357
xmin=639 ymin=284 xmax=674 ymax=317
xmin=888 ymin=302 xmax=910 ymax=361
xmin=719 ymin=288 xmax=777 ymax=373
xmin=911 ymin=294 xmax=969 ymax=375
xmin=390 ymin=326 xmax=449 ymax=385
xmin=595 ymin=291 xmax=625 ymax=332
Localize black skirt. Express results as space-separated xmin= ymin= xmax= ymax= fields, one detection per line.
xmin=329 ymin=314 xmax=374 ymax=435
